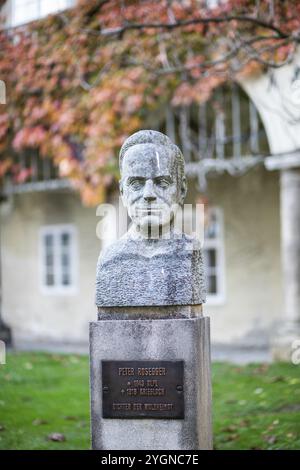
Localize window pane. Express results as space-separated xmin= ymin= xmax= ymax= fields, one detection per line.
xmin=41 ymin=227 xmax=75 ymax=290
xmin=61 ymin=232 xmax=70 ymax=246
xmin=204 ymin=249 xmax=216 ymax=268
xmin=46 ymin=254 xmax=54 ymax=267
xmin=44 ymin=233 xmax=55 ymax=285
xmin=45 ymin=233 xmax=53 ymax=247
xmin=60 ymin=232 xmax=72 ymax=286
xmin=62 ymin=253 xmax=70 ymax=267
xmin=46 ymin=273 xmax=54 ymax=286
xmin=203 ymin=208 xmax=224 ymax=300
xmin=205 ymin=211 xmax=219 ymax=239
xmin=62 ymin=273 xmax=70 ymax=286
xmin=207 ymin=275 xmax=217 ymax=294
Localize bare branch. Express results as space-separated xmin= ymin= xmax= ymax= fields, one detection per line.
xmin=99 ymin=15 xmax=290 ymax=39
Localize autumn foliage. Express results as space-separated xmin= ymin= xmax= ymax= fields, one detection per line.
xmin=0 ymin=0 xmax=299 ymax=204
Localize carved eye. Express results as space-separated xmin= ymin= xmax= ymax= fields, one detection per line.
xmin=156 ymin=178 xmax=170 ymax=188
xmin=129 ymin=179 xmax=144 ymax=190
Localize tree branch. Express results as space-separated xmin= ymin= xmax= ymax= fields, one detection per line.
xmin=99 ymin=15 xmax=290 ymax=39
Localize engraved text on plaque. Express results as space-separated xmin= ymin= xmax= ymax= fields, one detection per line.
xmin=102 ymin=360 xmax=184 ymax=419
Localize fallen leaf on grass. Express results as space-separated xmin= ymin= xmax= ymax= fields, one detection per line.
xmin=267 ymin=376 xmax=285 ymax=383
xmin=276 ymin=403 xmax=300 ymax=412
xmin=238 ymin=400 xmax=247 ymax=405
xmin=64 ymin=415 xmax=78 ymax=421
xmin=264 ymin=435 xmax=277 ymax=445
xmin=252 ymin=364 xmax=269 ymax=375
xmin=50 ymin=355 xmax=64 ymax=363
xmin=32 ymin=419 xmax=48 ymax=426
xmin=47 ymin=433 xmax=66 ymax=442
xmin=239 ymin=419 xmax=250 ymax=427
xmin=77 ymin=421 xmax=87 ymax=428
xmin=221 ymin=425 xmax=237 ymax=433
xmin=223 ymin=433 xmax=239 ymax=442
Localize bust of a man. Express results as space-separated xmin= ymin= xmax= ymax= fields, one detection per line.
xmin=96 ymin=130 xmax=206 ymax=307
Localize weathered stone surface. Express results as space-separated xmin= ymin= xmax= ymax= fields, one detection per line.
xmin=97 ymin=304 xmax=203 ymax=320
xmin=95 ymin=130 xmax=206 ymax=307
xmin=90 ymin=316 xmax=212 ymax=450
xmin=91 ymin=130 xmax=211 ymax=450
xmin=96 ymin=233 xmax=206 ymax=307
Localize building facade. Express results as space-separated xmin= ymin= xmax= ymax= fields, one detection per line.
xmin=0 ymin=164 xmax=282 ymax=355
xmin=1 ymin=0 xmax=300 ymax=359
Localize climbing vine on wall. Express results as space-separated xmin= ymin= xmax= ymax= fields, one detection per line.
xmin=0 ymin=0 xmax=299 ymax=204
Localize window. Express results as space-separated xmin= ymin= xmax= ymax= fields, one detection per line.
xmin=40 ymin=225 xmax=77 ymax=294
xmin=203 ymin=207 xmax=226 ymax=304
xmin=10 ymin=0 xmax=74 ymax=27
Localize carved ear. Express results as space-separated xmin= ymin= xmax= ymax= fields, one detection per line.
xmin=119 ymin=180 xmax=127 ymax=207
xmin=180 ymin=176 xmax=187 ymax=204
xmin=119 ymin=180 xmax=123 ymax=195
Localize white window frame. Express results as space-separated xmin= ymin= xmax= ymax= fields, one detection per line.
xmin=39 ymin=224 xmax=78 ymax=295
xmin=9 ymin=0 xmax=75 ymax=28
xmin=204 ymin=207 xmax=226 ymax=305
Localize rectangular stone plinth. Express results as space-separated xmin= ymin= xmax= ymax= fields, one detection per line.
xmin=89 ymin=316 xmax=212 ymax=450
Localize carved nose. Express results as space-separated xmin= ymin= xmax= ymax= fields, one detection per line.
xmin=143 ymin=180 xmax=156 ymax=203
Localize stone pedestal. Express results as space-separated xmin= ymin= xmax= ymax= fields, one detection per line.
xmin=90 ymin=312 xmax=212 ymax=450
xmin=91 ymin=129 xmax=212 ymax=449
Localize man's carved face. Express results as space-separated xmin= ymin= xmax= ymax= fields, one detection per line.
xmin=120 ymin=143 xmax=186 ymax=234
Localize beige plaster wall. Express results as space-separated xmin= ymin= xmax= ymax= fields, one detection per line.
xmin=0 ymin=190 xmax=100 ymax=348
xmin=202 ymin=166 xmax=283 ymax=347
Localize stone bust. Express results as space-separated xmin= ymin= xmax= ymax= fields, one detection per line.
xmin=96 ymin=130 xmax=206 ymax=307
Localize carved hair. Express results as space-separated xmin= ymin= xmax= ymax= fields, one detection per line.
xmin=119 ymin=130 xmax=185 ymax=182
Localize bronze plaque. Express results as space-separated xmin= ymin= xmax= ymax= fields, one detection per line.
xmin=102 ymin=360 xmax=184 ymax=419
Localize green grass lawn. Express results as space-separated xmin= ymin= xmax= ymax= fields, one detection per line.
xmin=0 ymin=352 xmax=299 ymax=450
